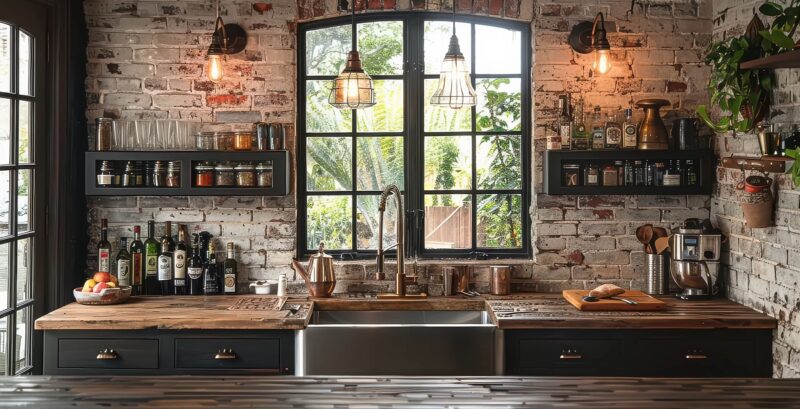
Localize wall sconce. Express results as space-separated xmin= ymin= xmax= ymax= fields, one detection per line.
xmin=568 ymin=12 xmax=612 ymax=75
xmin=206 ymin=0 xmax=247 ymax=81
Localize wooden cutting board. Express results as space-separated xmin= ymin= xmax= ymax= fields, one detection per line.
xmin=562 ymin=290 xmax=668 ymax=311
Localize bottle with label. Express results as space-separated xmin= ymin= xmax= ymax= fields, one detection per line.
xmin=604 ymin=108 xmax=622 ymax=149
xmin=591 ymin=106 xmax=605 ymax=150
xmin=97 ymin=219 xmax=111 ymax=274
xmin=684 ymin=159 xmax=698 ymax=186
xmin=115 ymin=237 xmax=131 ymax=287
xmin=624 ymin=160 xmax=635 ymax=186
xmin=644 ymin=160 xmax=655 ymax=186
xmin=187 ymin=234 xmax=204 ymax=295
xmin=144 ymin=220 xmax=160 ymax=295
xmin=634 ymin=160 xmax=645 ymax=186
xmin=663 ymin=160 xmax=682 ymax=186
xmin=203 ymin=241 xmax=221 ymax=295
xmin=130 ymin=225 xmax=144 ymax=295
xmin=557 ymin=94 xmax=572 ymax=150
xmin=158 ymin=221 xmax=175 ymax=295
xmin=173 ymin=225 xmax=188 ymax=295
xmin=571 ymin=101 xmax=590 ymax=150
xmin=622 ymin=108 xmax=638 ymax=149
xmin=223 ymin=242 xmax=238 ymax=294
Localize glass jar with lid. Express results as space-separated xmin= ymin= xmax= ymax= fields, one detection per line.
xmin=152 ymin=161 xmax=167 ymax=187
xmin=584 ymin=163 xmax=601 ymax=186
xmin=214 ymin=163 xmax=236 ymax=186
xmin=562 ymin=163 xmax=581 ymax=186
xmin=195 ymin=132 xmax=215 ymax=150
xmin=121 ymin=161 xmax=141 ymax=187
xmin=97 ymin=161 xmax=114 ymax=187
xmin=233 ymin=131 xmax=254 ymax=151
xmin=602 ymin=164 xmax=618 ymax=186
xmin=213 ymin=132 xmax=234 ymax=151
xmin=255 ymin=162 xmax=273 ymax=187
xmin=166 ymin=161 xmax=181 ymax=187
xmin=194 ymin=162 xmax=215 ymax=187
xmin=235 ymin=163 xmax=256 ymax=187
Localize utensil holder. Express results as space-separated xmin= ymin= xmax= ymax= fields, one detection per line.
xmin=645 ymin=254 xmax=668 ymax=295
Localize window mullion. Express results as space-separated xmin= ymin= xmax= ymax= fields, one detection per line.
xmin=407 ymin=14 xmax=424 ymax=259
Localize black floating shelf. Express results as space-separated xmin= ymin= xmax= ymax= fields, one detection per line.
xmin=740 ymin=49 xmax=800 ymax=69
xmin=543 ymin=149 xmax=715 ymax=195
xmin=85 ymin=150 xmax=290 ymax=196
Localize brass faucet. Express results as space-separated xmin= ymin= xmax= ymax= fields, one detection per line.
xmin=375 ymin=185 xmax=425 ymax=298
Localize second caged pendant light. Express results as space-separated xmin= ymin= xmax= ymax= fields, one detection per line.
xmin=329 ymin=0 xmax=376 ymax=109
xmin=430 ymin=3 xmax=476 ymax=109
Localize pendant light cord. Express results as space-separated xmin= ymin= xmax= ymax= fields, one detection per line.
xmin=452 ymin=2 xmax=456 ymax=34
xmin=215 ymin=0 xmax=220 ymax=19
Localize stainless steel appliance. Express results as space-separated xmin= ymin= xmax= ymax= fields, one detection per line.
xmin=669 ymin=220 xmax=722 ymax=300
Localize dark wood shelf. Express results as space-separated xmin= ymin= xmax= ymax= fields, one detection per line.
xmin=721 ymin=155 xmax=791 ymax=173
xmin=740 ymin=49 xmax=800 ymax=69
xmin=543 ymin=149 xmax=715 ymax=195
xmin=85 ymin=150 xmax=290 ymax=196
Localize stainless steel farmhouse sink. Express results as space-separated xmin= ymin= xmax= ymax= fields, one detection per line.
xmin=295 ymin=310 xmax=500 ymax=376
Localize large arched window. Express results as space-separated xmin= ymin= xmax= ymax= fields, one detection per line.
xmin=298 ymin=13 xmax=531 ymax=259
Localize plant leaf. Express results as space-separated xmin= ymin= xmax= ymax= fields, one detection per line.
xmin=760 ymin=2 xmax=783 ymax=16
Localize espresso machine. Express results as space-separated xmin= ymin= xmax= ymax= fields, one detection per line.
xmin=669 ymin=220 xmax=722 ymax=300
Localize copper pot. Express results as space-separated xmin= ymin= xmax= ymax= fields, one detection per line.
xmin=636 ymin=99 xmax=670 ymax=150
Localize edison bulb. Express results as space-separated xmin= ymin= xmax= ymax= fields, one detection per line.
xmin=593 ymin=49 xmax=612 ymax=75
xmin=345 ymin=78 xmax=360 ymax=100
xmin=207 ymin=54 xmax=224 ymax=81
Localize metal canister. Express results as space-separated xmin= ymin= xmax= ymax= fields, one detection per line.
xmin=96 ymin=117 xmax=113 ymax=151
xmin=442 ymin=267 xmax=455 ymax=296
xmin=268 ymin=123 xmax=285 ymax=150
xmin=255 ymin=122 xmax=270 ymax=151
xmin=490 ymin=265 xmax=511 ymax=295
xmin=645 ymin=253 xmax=667 ymax=295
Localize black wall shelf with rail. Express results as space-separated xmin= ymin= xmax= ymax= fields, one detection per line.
xmin=85 ymin=150 xmax=290 ymax=196
xmin=543 ymin=149 xmax=715 ymax=195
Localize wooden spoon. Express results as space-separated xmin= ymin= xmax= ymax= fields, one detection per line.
xmin=636 ymin=224 xmax=655 ymax=253
xmin=653 ymin=227 xmax=669 ymax=238
xmin=655 ymin=237 xmax=671 ymax=255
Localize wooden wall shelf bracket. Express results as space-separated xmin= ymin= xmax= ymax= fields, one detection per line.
xmin=721 ymin=155 xmax=791 ymax=173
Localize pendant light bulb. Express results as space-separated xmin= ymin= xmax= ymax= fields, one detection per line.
xmin=207 ymin=54 xmax=225 ymax=81
xmin=593 ymin=49 xmax=612 ymax=75
xmin=430 ymin=9 xmax=476 ymax=109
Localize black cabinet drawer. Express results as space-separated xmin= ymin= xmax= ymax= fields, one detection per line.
xmin=636 ymin=335 xmax=761 ymax=377
xmin=515 ymin=338 xmax=619 ymax=371
xmin=174 ymin=338 xmax=282 ymax=371
xmin=58 ymin=338 xmax=159 ymax=369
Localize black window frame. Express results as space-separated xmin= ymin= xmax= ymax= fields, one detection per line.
xmin=297 ymin=12 xmax=531 ymax=260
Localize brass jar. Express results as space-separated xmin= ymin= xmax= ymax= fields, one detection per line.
xmin=636 ymin=99 xmax=670 ymax=150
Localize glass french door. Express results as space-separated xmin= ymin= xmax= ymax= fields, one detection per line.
xmin=0 ymin=3 xmax=46 ymax=375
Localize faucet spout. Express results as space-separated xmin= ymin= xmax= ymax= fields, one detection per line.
xmin=376 ymin=185 xmax=405 ymax=296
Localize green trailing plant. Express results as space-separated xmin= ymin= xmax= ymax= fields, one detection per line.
xmin=784 ymin=148 xmax=800 ymax=187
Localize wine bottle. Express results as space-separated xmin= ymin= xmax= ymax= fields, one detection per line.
xmin=130 ymin=226 xmax=144 ymax=295
xmin=97 ymin=219 xmax=111 ymax=274
xmin=144 ymin=220 xmax=161 ymax=295
xmin=591 ymin=106 xmax=605 ymax=150
xmin=173 ymin=225 xmax=188 ymax=295
xmin=115 ymin=237 xmax=131 ymax=287
xmin=158 ymin=221 xmax=175 ymax=295
xmin=187 ymin=234 xmax=204 ymax=295
xmin=203 ymin=241 xmax=221 ymax=295
xmin=557 ymin=94 xmax=572 ymax=150
xmin=223 ymin=242 xmax=237 ymax=295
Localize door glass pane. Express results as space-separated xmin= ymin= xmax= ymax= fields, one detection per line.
xmin=0 ymin=98 xmax=11 ymax=165
xmin=477 ymin=194 xmax=522 ymax=248
xmin=0 ymin=243 xmax=8 ymax=310
xmin=424 ymin=194 xmax=471 ymax=249
xmin=0 ymin=24 xmax=10 ymax=93
xmin=356 ymin=136 xmax=403 ymax=191
xmin=475 ymin=25 xmax=521 ymax=74
xmin=18 ymin=30 xmax=31 ymax=96
xmin=17 ymin=170 xmax=30 ymax=233
xmin=425 ymin=21 xmax=471 ymax=74
xmin=477 ymin=135 xmax=522 ymax=190
xmin=0 ymin=171 xmax=9 ymax=237
xmin=16 ymin=238 xmax=30 ymax=304
xmin=306 ymin=80 xmax=352 ymax=133
xmin=306 ymin=24 xmax=350 ymax=76
xmin=15 ymin=306 xmax=30 ymax=372
xmin=358 ymin=21 xmax=403 ymax=75
xmin=18 ymin=100 xmax=29 ymax=163
xmin=424 ymin=79 xmax=471 ymax=132
xmin=306 ymin=137 xmax=352 ymax=191
xmin=476 ymin=78 xmax=521 ymax=132
xmin=357 ymin=80 xmax=403 ymax=132
xmin=424 ymin=135 xmax=471 ymax=190
xmin=307 ymin=195 xmax=352 ymax=251
xmin=356 ymin=194 xmax=399 ymax=250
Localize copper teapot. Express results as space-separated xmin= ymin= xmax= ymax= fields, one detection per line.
xmin=291 ymin=242 xmax=336 ymax=298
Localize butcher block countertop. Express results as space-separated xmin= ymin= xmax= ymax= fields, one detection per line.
xmin=35 ymin=293 xmax=776 ymax=331
xmin=0 ymin=376 xmax=798 ymax=408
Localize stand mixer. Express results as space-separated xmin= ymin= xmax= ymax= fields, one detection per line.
xmin=669 ymin=220 xmax=721 ymax=300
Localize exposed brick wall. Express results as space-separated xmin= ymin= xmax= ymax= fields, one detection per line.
xmin=711 ymin=0 xmax=800 ymax=378
xmin=84 ymin=0 xmax=712 ymax=294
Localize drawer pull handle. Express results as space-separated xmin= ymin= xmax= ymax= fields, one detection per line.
xmin=214 ymin=349 xmax=237 ymax=360
xmin=96 ymin=349 xmax=118 ymax=360
xmin=559 ymin=349 xmax=582 ymax=360
xmin=685 ymin=354 xmax=708 ymax=360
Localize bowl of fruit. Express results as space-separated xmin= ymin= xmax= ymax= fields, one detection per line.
xmin=74 ymin=272 xmax=132 ymax=305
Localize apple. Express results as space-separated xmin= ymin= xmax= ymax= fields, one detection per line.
xmin=93 ymin=272 xmax=111 ymax=283
xmin=106 ymin=281 xmax=117 ymax=288
xmin=92 ymin=282 xmax=110 ymax=293
xmin=82 ymin=279 xmax=97 ymax=293
xmin=110 ymin=275 xmax=119 ymax=285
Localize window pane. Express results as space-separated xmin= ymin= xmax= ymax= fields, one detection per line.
xmin=424 ymin=194 xmax=472 ymax=249
xmin=358 ymin=21 xmax=403 ymax=75
xmin=477 ymin=135 xmax=522 ymax=190
xmin=17 ymin=170 xmax=30 ymax=233
xmin=16 ymin=238 xmax=30 ymax=304
xmin=0 ymin=98 xmax=11 ymax=165
xmin=0 ymin=171 xmax=9 ymax=237
xmin=424 ymin=79 xmax=471 ymax=132
xmin=357 ymin=80 xmax=403 ymax=132
xmin=15 ymin=306 xmax=31 ymax=372
xmin=306 ymin=80 xmax=352 ymax=133
xmin=0 ymin=243 xmax=8 ymax=310
xmin=306 ymin=25 xmax=350 ymax=76
xmin=18 ymin=101 xmax=30 ymax=163
xmin=0 ymin=24 xmax=9 ymax=93
xmin=307 ymin=195 xmax=352 ymax=251
xmin=477 ymin=194 xmax=522 ymax=248
xmin=475 ymin=25 xmax=521 ymax=74
xmin=0 ymin=316 xmax=6 ymax=375
xmin=424 ymin=135 xmax=471 ymax=190
xmin=18 ymin=30 xmax=31 ymax=96
xmin=356 ymin=194 xmax=399 ymax=250
xmin=357 ymin=136 xmax=403 ymax=191
xmin=306 ymin=137 xmax=352 ymax=191
xmin=424 ymin=21 xmax=471 ymax=74
xmin=476 ymin=78 xmax=521 ymax=132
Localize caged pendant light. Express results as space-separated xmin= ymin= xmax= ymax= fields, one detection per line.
xmin=430 ymin=3 xmax=477 ymax=109
xmin=329 ymin=0 xmax=376 ymax=109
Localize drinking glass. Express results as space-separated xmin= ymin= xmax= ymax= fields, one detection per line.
xmin=155 ymin=119 xmax=175 ymax=150
xmin=184 ymin=121 xmax=201 ymax=150
xmin=173 ymin=120 xmax=187 ymax=151
xmin=135 ymin=120 xmax=153 ymax=151
xmin=111 ymin=119 xmax=128 ymax=151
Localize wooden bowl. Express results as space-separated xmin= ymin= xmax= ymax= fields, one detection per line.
xmin=73 ymin=286 xmax=132 ymax=305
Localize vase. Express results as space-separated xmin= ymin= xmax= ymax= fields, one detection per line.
xmin=636 ymin=99 xmax=670 ymax=150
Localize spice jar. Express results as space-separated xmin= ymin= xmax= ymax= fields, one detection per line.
xmin=584 ymin=163 xmax=600 ymax=186
xmin=255 ymin=162 xmax=273 ymax=187
xmin=97 ymin=161 xmax=114 ymax=186
xmin=194 ymin=162 xmax=215 ymax=187
xmin=214 ymin=132 xmax=234 ymax=151
xmin=152 ymin=161 xmax=167 ymax=187
xmin=121 ymin=161 xmax=141 ymax=187
xmin=235 ymin=163 xmax=256 ymax=187
xmin=562 ymin=163 xmax=581 ymax=186
xmin=214 ymin=163 xmax=236 ymax=186
xmin=145 ymin=162 xmax=155 ymax=187
xmin=602 ymin=164 xmax=618 ymax=186
xmin=96 ymin=117 xmax=112 ymax=151
xmin=233 ymin=131 xmax=253 ymax=151
xmin=195 ymin=132 xmax=215 ymax=150
xmin=166 ymin=161 xmax=181 ymax=187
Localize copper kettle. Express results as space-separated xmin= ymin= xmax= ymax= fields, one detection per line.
xmin=291 ymin=242 xmax=336 ymax=298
